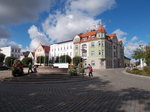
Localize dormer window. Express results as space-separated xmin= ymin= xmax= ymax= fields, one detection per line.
xmin=82 ymin=37 xmax=87 ymax=41
xmin=91 ymin=35 xmax=95 ymax=39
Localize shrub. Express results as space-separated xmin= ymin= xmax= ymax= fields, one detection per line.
xmin=130 ymin=69 xmax=142 ymax=74
xmin=22 ymin=57 xmax=32 ymax=67
xmin=59 ymin=55 xmax=71 ymax=63
xmin=0 ymin=66 xmax=9 ymax=71
xmin=68 ymin=65 xmax=77 ymax=76
xmin=5 ymin=57 xmax=16 ymax=67
xmin=0 ymin=53 xmax=5 ymax=63
xmin=12 ymin=59 xmax=24 ymax=77
xmin=143 ymin=66 xmax=150 ymax=74
xmin=73 ymin=56 xmax=83 ymax=66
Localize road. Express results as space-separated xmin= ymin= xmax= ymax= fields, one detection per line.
xmin=0 ymin=69 xmax=150 ymax=112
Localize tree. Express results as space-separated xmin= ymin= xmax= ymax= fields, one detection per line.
xmin=59 ymin=55 xmax=71 ymax=63
xmin=44 ymin=56 xmax=49 ymax=66
xmin=0 ymin=53 xmax=5 ymax=63
xmin=73 ymin=56 xmax=83 ymax=66
xmin=55 ymin=56 xmax=59 ymax=63
xmin=145 ymin=44 xmax=150 ymax=66
xmin=37 ymin=56 xmax=44 ymax=64
xmin=22 ymin=57 xmax=32 ymax=66
xmin=132 ymin=48 xmax=145 ymax=63
xmin=49 ymin=57 xmax=55 ymax=64
xmin=5 ymin=56 xmax=16 ymax=67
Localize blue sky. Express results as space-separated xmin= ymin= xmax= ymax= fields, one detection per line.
xmin=0 ymin=0 xmax=150 ymax=58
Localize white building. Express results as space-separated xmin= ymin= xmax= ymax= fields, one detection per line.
xmin=50 ymin=40 xmax=74 ymax=59
xmin=28 ymin=52 xmax=35 ymax=63
xmin=0 ymin=46 xmax=21 ymax=59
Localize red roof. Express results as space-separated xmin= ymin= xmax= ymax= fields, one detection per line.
xmin=106 ymin=33 xmax=116 ymax=37
xmin=98 ymin=24 xmax=106 ymax=33
xmin=79 ymin=30 xmax=97 ymax=38
xmin=75 ymin=24 xmax=122 ymax=44
xmin=41 ymin=45 xmax=50 ymax=53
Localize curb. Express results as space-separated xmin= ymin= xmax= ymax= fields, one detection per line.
xmin=122 ymin=70 xmax=150 ymax=79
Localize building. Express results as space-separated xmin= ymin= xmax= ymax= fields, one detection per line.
xmin=49 ymin=24 xmax=124 ymax=69
xmin=73 ymin=24 xmax=124 ymax=69
xmin=28 ymin=52 xmax=35 ymax=64
xmin=124 ymin=56 xmax=131 ymax=67
xmin=20 ymin=51 xmax=30 ymax=60
xmin=35 ymin=44 xmax=50 ymax=65
xmin=0 ymin=46 xmax=21 ymax=59
xmin=50 ymin=40 xmax=74 ymax=59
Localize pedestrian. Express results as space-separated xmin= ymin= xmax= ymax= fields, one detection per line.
xmin=33 ymin=65 xmax=37 ymax=73
xmin=88 ymin=64 xmax=93 ymax=77
xmin=28 ymin=62 xmax=33 ymax=74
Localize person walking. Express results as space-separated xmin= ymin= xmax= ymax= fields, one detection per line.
xmin=28 ymin=62 xmax=33 ymax=74
xmin=88 ymin=64 xmax=93 ymax=77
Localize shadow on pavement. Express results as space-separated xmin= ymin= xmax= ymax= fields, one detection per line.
xmin=0 ymin=75 xmax=150 ymax=112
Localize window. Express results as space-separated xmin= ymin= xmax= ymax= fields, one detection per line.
xmin=91 ymin=42 xmax=95 ymax=47
xmin=70 ymin=52 xmax=72 ymax=56
xmin=75 ymin=45 xmax=78 ymax=50
xmin=114 ymin=52 xmax=116 ymax=57
xmin=97 ymin=33 xmax=101 ymax=38
xmin=70 ymin=45 xmax=72 ymax=49
xmin=98 ymin=41 xmax=101 ymax=46
xmin=102 ymin=50 xmax=104 ymax=56
xmin=91 ymin=51 xmax=95 ymax=56
xmin=91 ymin=35 xmax=95 ymax=39
xmin=91 ymin=60 xmax=95 ymax=66
xmin=82 ymin=38 xmax=87 ymax=41
xmin=75 ymin=52 xmax=78 ymax=56
xmin=99 ymin=50 xmax=101 ymax=55
xmin=12 ymin=49 xmax=14 ymax=52
xmin=102 ymin=41 xmax=105 ymax=46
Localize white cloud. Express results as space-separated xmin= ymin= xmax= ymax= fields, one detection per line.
xmin=131 ymin=36 xmax=138 ymax=41
xmin=42 ymin=12 xmax=101 ymax=42
xmin=0 ymin=39 xmax=22 ymax=48
xmin=124 ymin=41 xmax=145 ymax=58
xmin=41 ymin=0 xmax=116 ymax=42
xmin=113 ymin=29 xmax=127 ymax=44
xmin=28 ymin=25 xmax=51 ymax=50
xmin=69 ymin=0 xmax=116 ymax=16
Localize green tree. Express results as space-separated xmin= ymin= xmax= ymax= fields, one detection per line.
xmin=145 ymin=44 xmax=150 ymax=66
xmin=55 ymin=56 xmax=59 ymax=63
xmin=22 ymin=57 xmax=32 ymax=66
xmin=132 ymin=48 xmax=145 ymax=63
xmin=59 ymin=55 xmax=71 ymax=63
xmin=37 ymin=56 xmax=44 ymax=64
xmin=44 ymin=56 xmax=49 ymax=66
xmin=49 ymin=57 xmax=55 ymax=64
xmin=5 ymin=56 xmax=16 ymax=67
xmin=0 ymin=53 xmax=5 ymax=63
xmin=73 ymin=56 xmax=83 ymax=66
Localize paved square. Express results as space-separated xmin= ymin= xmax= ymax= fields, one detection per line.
xmin=0 ymin=69 xmax=150 ymax=112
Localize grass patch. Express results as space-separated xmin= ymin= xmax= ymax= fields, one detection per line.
xmin=126 ymin=67 xmax=150 ymax=76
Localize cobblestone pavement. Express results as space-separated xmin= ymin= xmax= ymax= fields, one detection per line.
xmin=1 ymin=69 xmax=150 ymax=112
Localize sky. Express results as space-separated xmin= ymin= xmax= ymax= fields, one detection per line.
xmin=0 ymin=0 xmax=150 ymax=59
